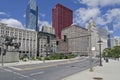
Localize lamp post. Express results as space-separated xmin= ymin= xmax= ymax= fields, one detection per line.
xmin=97 ymin=38 xmax=103 ymax=66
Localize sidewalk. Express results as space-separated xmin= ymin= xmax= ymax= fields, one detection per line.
xmin=62 ymin=59 xmax=120 ymax=80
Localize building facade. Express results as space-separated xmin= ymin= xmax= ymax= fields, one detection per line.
xmin=107 ymin=24 xmax=114 ymax=48
xmin=86 ymin=19 xmax=108 ymax=57
xmin=113 ymin=37 xmax=120 ymax=46
xmin=61 ymin=25 xmax=89 ymax=56
xmin=41 ymin=25 xmax=55 ymax=34
xmin=52 ymin=3 xmax=73 ymax=39
xmin=0 ymin=23 xmax=37 ymax=59
xmin=38 ymin=32 xmax=56 ymax=56
xmin=26 ymin=0 xmax=37 ymax=30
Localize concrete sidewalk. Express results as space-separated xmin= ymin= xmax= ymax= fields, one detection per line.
xmin=62 ymin=59 xmax=120 ymax=80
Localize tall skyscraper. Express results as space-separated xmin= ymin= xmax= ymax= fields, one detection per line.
xmin=26 ymin=0 xmax=38 ymax=31
xmin=107 ymin=23 xmax=114 ymax=48
xmin=52 ymin=3 xmax=73 ymax=39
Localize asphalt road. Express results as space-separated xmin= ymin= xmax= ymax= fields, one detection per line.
xmin=0 ymin=58 xmax=99 ymax=80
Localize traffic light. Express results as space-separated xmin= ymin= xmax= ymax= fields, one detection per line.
xmin=0 ymin=48 xmax=6 ymax=56
xmin=3 ymin=49 xmax=6 ymax=56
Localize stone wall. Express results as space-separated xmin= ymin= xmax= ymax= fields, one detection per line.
xmin=0 ymin=51 xmax=19 ymax=63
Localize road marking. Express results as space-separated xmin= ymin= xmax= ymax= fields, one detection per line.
xmin=0 ymin=67 xmax=37 ymax=80
xmin=22 ymin=64 xmax=58 ymax=71
xmin=8 ymin=66 xmax=22 ymax=71
xmin=30 ymin=71 xmax=44 ymax=76
xmin=1 ymin=68 xmax=12 ymax=72
xmin=22 ymin=58 xmax=87 ymax=71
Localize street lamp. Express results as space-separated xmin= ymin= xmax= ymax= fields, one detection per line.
xmin=97 ymin=38 xmax=103 ymax=66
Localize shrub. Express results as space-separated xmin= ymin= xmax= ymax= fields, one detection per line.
xmin=20 ymin=54 xmax=28 ymax=60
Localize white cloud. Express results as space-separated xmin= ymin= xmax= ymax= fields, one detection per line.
xmin=0 ymin=12 xmax=9 ymax=16
xmin=103 ymin=8 xmax=120 ymax=30
xmin=104 ymin=9 xmax=120 ymax=23
xmin=95 ymin=17 xmax=107 ymax=26
xmin=74 ymin=8 xmax=100 ymax=26
xmin=38 ymin=20 xmax=51 ymax=31
xmin=0 ymin=12 xmax=6 ymax=15
xmin=23 ymin=14 xmax=26 ymax=18
xmin=78 ymin=0 xmax=120 ymax=7
xmin=0 ymin=18 xmax=24 ymax=28
xmin=74 ymin=7 xmax=120 ymax=31
xmin=39 ymin=13 xmax=46 ymax=18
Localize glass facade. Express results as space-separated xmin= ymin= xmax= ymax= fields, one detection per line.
xmin=107 ymin=24 xmax=114 ymax=48
xmin=26 ymin=0 xmax=36 ymax=30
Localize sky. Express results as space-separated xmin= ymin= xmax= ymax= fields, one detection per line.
xmin=0 ymin=0 xmax=120 ymax=37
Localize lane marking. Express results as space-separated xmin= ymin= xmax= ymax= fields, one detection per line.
xmin=30 ymin=71 xmax=44 ymax=76
xmin=8 ymin=66 xmax=22 ymax=71
xmin=0 ymin=67 xmax=37 ymax=80
xmin=22 ymin=64 xmax=58 ymax=70
xmin=21 ymin=58 xmax=87 ymax=71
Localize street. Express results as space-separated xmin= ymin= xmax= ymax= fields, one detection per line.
xmin=0 ymin=58 xmax=99 ymax=80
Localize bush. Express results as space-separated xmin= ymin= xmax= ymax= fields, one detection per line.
xmin=34 ymin=53 xmax=76 ymax=60
xmin=30 ymin=56 xmax=36 ymax=60
xmin=44 ymin=53 xmax=76 ymax=60
xmin=67 ymin=54 xmax=76 ymax=59
xmin=45 ymin=56 xmax=50 ymax=60
xmin=36 ymin=57 xmax=42 ymax=60
xmin=20 ymin=54 xmax=28 ymax=60
xmin=49 ymin=53 xmax=59 ymax=60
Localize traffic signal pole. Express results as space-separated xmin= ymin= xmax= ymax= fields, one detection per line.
xmin=1 ymin=50 xmax=4 ymax=66
xmin=0 ymin=48 xmax=4 ymax=66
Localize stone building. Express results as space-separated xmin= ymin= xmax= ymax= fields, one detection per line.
xmin=86 ymin=19 xmax=108 ymax=57
xmin=41 ymin=25 xmax=55 ymax=34
xmin=60 ymin=25 xmax=90 ymax=56
xmin=38 ymin=32 xmax=56 ymax=56
xmin=0 ymin=23 xmax=37 ymax=59
xmin=113 ymin=37 xmax=120 ymax=46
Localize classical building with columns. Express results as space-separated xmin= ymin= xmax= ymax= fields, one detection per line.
xmin=86 ymin=19 xmax=108 ymax=57
xmin=0 ymin=23 xmax=37 ymax=59
xmin=0 ymin=23 xmax=57 ymax=59
xmin=38 ymin=31 xmax=56 ymax=57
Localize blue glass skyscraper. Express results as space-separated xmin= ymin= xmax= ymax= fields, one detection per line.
xmin=26 ymin=0 xmax=38 ymax=30
xmin=107 ymin=23 xmax=114 ymax=48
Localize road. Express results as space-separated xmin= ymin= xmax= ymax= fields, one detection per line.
xmin=0 ymin=57 xmax=99 ymax=80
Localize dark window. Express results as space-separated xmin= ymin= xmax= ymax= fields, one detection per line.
xmin=63 ymin=35 xmax=67 ymax=42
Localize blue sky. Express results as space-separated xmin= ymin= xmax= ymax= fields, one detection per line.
xmin=0 ymin=0 xmax=120 ymax=36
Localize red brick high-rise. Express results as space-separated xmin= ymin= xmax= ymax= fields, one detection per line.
xmin=52 ymin=3 xmax=73 ymax=39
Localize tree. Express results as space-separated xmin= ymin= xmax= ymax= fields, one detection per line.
xmin=111 ymin=46 xmax=120 ymax=59
xmin=103 ymin=48 xmax=111 ymax=57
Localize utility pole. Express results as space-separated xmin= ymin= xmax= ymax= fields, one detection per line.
xmin=0 ymin=48 xmax=4 ymax=66
xmin=88 ymin=23 xmax=93 ymax=72
xmin=89 ymin=33 xmax=93 ymax=71
xmin=36 ymin=6 xmax=39 ymax=58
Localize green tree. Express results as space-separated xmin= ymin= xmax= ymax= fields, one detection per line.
xmin=111 ymin=46 xmax=120 ymax=59
xmin=103 ymin=48 xmax=112 ymax=57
